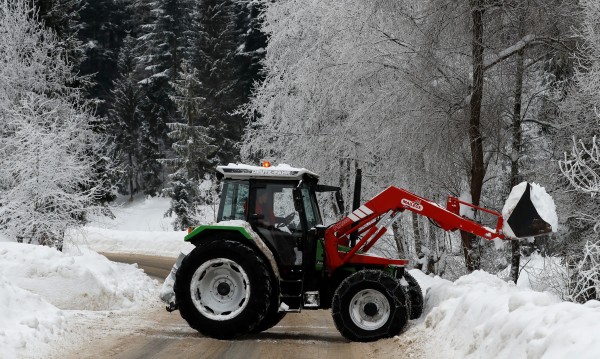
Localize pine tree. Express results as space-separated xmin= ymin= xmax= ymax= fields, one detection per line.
xmin=191 ymin=0 xmax=245 ymax=164
xmin=165 ymin=63 xmax=217 ymax=180
xmin=128 ymin=0 xmax=197 ymax=195
xmin=77 ymin=0 xmax=131 ymax=117
xmin=163 ymin=172 xmax=197 ymax=230
xmin=234 ymin=1 xmax=267 ymax=112
xmin=162 ymin=62 xmax=218 ymax=227
xmin=33 ymin=0 xmax=82 ymax=65
xmin=108 ymin=35 xmax=143 ymax=200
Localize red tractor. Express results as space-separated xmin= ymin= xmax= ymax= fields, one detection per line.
xmin=171 ymin=163 xmax=552 ymax=342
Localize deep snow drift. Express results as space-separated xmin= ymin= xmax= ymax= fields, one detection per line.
xmin=0 ymin=278 xmax=64 ymax=359
xmin=415 ymin=270 xmax=600 ymax=359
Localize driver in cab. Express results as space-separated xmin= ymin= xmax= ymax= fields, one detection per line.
xmin=254 ymin=190 xmax=275 ymax=228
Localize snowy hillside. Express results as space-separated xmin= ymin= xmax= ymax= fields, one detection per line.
xmin=71 ymin=195 xmax=197 ymax=257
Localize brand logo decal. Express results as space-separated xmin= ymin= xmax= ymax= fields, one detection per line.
xmin=401 ymin=198 xmax=423 ymax=211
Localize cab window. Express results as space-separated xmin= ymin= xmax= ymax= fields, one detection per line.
xmin=302 ymin=187 xmax=322 ymax=229
xmin=218 ymin=180 xmax=249 ymax=221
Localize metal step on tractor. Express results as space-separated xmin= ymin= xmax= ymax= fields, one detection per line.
xmin=165 ymin=162 xmax=553 ymax=342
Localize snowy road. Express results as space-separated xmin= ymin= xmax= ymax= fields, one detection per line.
xmin=62 ymin=253 xmax=424 ymax=359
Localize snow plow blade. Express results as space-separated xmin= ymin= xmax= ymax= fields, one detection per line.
xmin=505 ymin=183 xmax=553 ymax=238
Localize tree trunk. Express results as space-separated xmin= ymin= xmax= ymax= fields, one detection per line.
xmin=510 ymin=24 xmax=526 ymax=284
xmin=461 ymin=0 xmax=486 ymax=272
xmin=128 ymin=151 xmax=134 ymax=202
xmin=412 ymin=211 xmax=423 ymax=270
xmin=428 ymin=220 xmax=437 ymax=274
xmin=392 ymin=221 xmax=406 ymax=258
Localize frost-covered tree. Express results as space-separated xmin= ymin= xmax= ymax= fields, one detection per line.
xmin=559 ymin=0 xmax=600 ymax=210
xmin=33 ymin=0 xmax=82 ymax=65
xmin=0 ymin=0 xmax=108 ymax=249
xmin=555 ymin=1 xmax=600 ymax=302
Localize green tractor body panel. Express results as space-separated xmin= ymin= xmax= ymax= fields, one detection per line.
xmin=184 ymin=220 xmax=282 ymax=281
xmin=315 ymin=240 xmax=325 ymax=271
xmin=185 ymin=224 xmax=252 ymax=242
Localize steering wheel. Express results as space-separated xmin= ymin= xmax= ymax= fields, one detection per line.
xmin=276 ymin=212 xmax=296 ymax=228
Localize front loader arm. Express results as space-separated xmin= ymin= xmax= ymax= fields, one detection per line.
xmin=323 ymin=186 xmax=505 ymax=273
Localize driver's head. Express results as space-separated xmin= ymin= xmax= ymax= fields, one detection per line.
xmin=257 ymin=190 xmax=269 ymax=205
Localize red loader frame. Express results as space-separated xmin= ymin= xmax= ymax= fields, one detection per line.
xmin=323 ymin=186 xmax=506 ymax=273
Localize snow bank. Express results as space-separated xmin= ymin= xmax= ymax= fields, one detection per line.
xmin=0 ymin=242 xmax=156 ymax=311
xmin=0 ymin=242 xmax=157 ymax=358
xmin=0 ymin=279 xmax=64 ymax=359
xmin=502 ymin=182 xmax=558 ymax=238
xmin=422 ymin=270 xmax=600 ymax=358
xmin=73 ymin=196 xmax=201 ymax=257
xmin=70 ymin=227 xmax=193 ymax=258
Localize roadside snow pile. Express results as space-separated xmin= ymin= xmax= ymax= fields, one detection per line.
xmin=0 ymin=242 xmax=157 ymax=310
xmin=71 ymin=227 xmax=193 ymax=257
xmin=423 ymin=270 xmax=600 ymax=358
xmin=0 ymin=279 xmax=64 ymax=359
xmin=73 ymin=195 xmax=198 ymax=257
xmin=502 ymin=182 xmax=558 ymax=238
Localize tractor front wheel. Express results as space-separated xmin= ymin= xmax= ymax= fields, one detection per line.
xmin=332 ymin=270 xmax=409 ymax=342
xmin=402 ymin=272 xmax=423 ymax=319
xmin=174 ymin=239 xmax=272 ymax=339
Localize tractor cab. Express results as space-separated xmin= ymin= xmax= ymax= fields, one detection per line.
xmin=215 ymin=163 xmax=333 ymax=273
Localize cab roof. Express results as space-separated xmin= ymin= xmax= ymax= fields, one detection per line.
xmin=216 ymin=163 xmax=319 ymax=181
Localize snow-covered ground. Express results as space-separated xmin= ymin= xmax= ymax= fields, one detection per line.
xmin=0 ymin=196 xmax=182 ymax=359
xmin=2 ymin=195 xmax=600 ymax=358
xmin=414 ymin=269 xmax=600 ymax=359
xmin=0 ymin=242 xmax=156 ymax=359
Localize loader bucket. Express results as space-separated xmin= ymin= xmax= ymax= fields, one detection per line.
xmin=505 ymin=183 xmax=553 ymax=238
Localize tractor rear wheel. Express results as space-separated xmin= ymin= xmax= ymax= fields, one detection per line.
xmin=252 ymin=278 xmax=286 ymax=333
xmin=174 ymin=239 xmax=272 ymax=339
xmin=252 ymin=308 xmax=286 ymax=333
xmin=332 ymin=270 xmax=409 ymax=342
